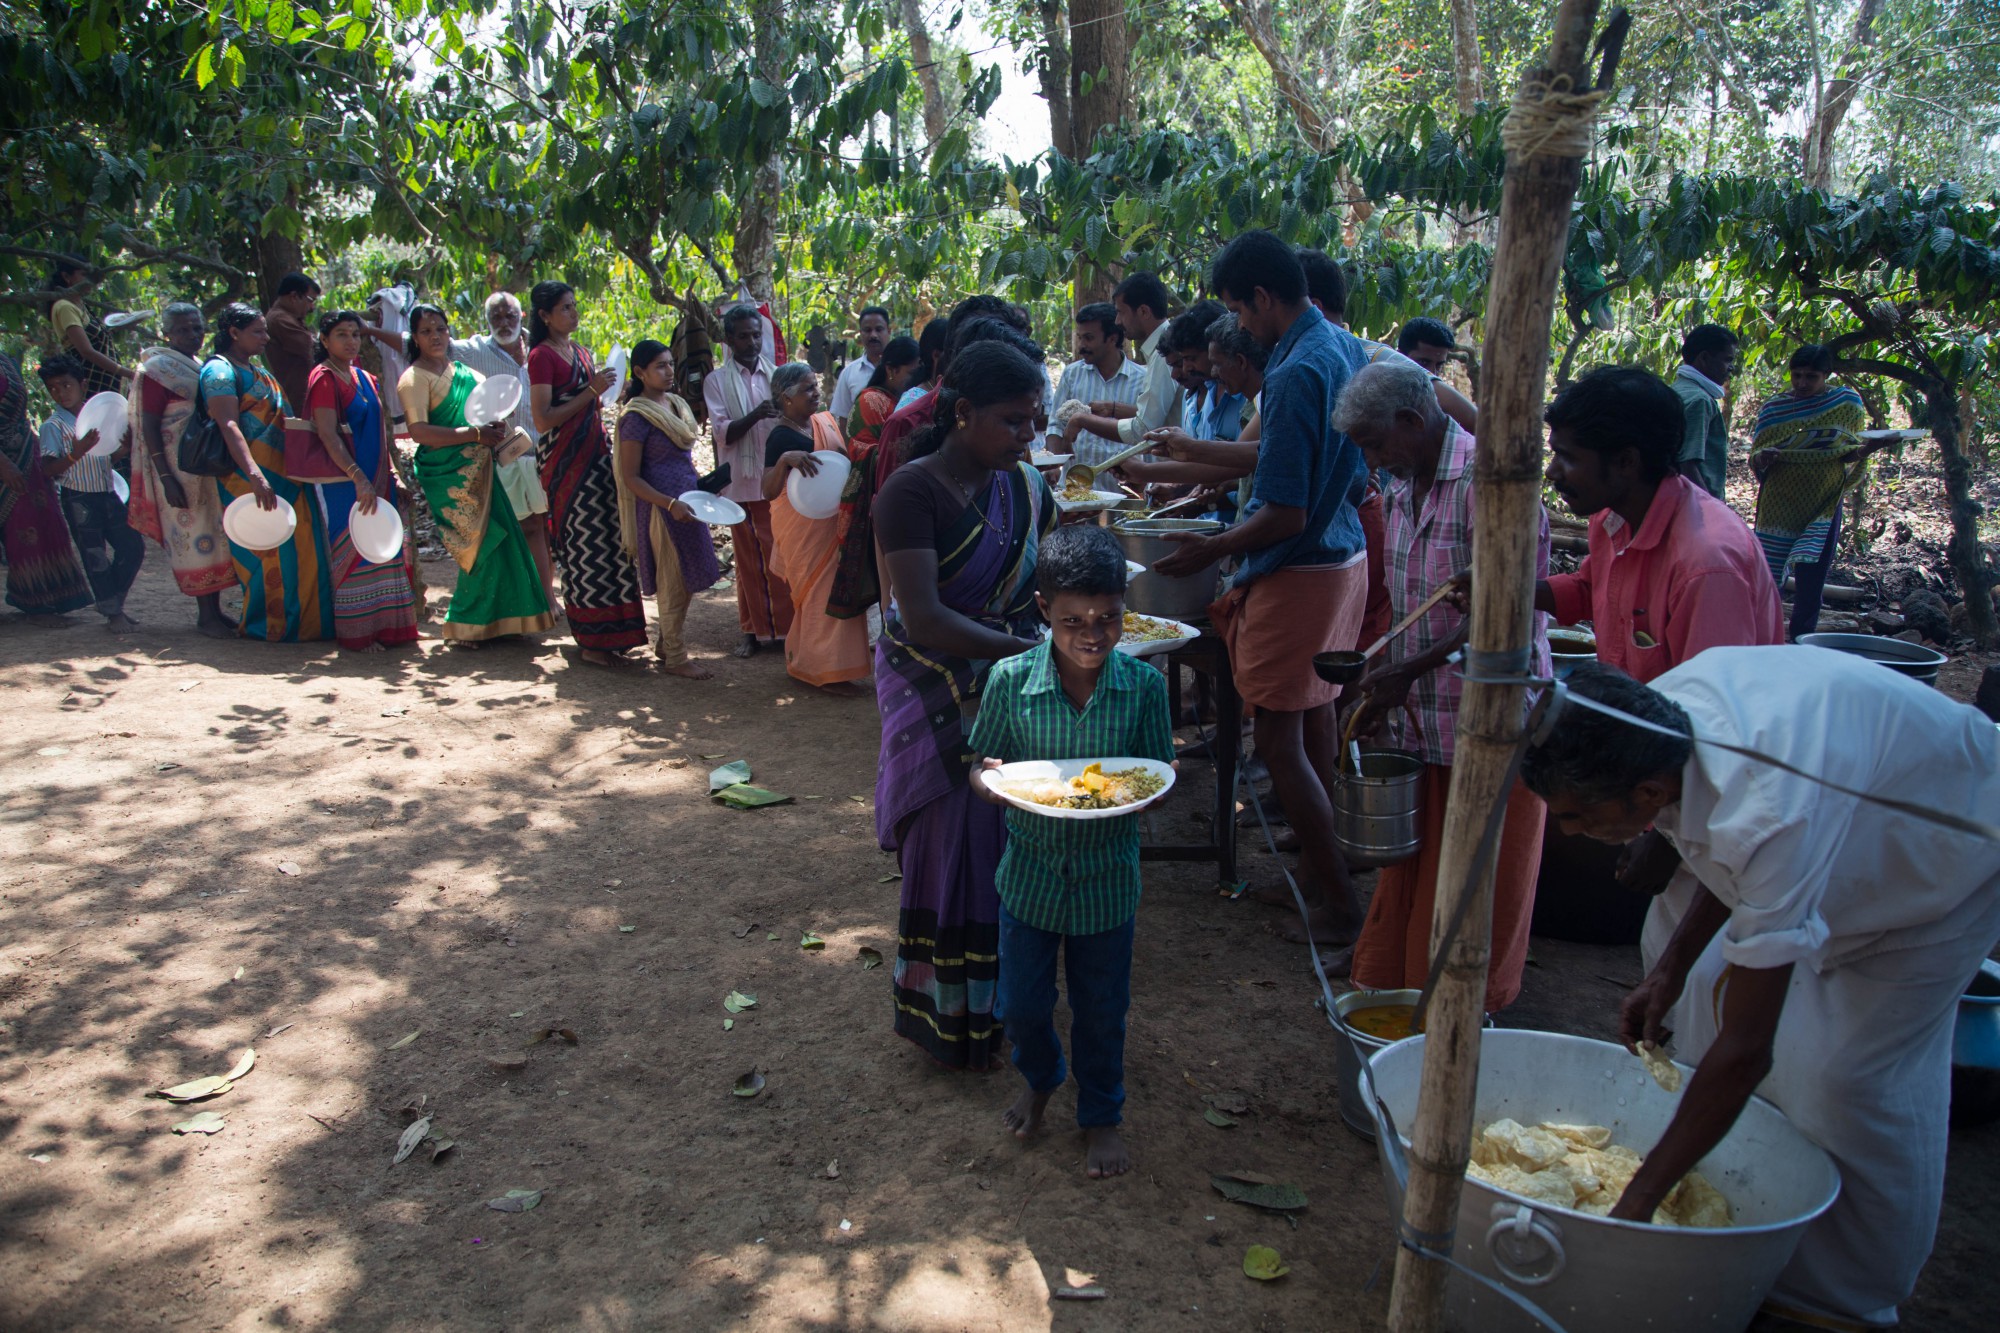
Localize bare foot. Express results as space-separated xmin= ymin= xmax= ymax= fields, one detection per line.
xmin=452 ymin=638 xmax=485 ymax=651
xmin=579 ymin=649 xmax=626 ymax=667
xmin=1271 ymin=902 xmax=1362 ymax=948
xmin=1313 ymin=944 xmax=1355 ymax=978
xmin=348 ymin=642 xmax=386 ymax=654
xmin=1243 ymin=882 xmax=1303 ymax=910
xmin=732 ymin=634 xmax=759 ymax=658
xmin=196 ymin=619 xmax=237 ymax=640
xmin=816 ymin=679 xmax=865 ymax=697
xmin=104 ymin=613 xmax=139 ymax=634
xmin=1085 ymin=1126 xmax=1131 ymax=1178
xmin=26 ymin=613 xmax=70 ymax=628
xmin=659 ymin=660 xmax=713 ymax=680
xmin=1002 ymin=1085 xmax=1052 ymax=1140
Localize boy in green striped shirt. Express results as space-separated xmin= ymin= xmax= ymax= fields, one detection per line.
xmin=971 ymin=524 xmax=1175 ymax=1178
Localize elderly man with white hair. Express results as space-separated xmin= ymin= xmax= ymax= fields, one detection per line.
xmin=1331 ymin=358 xmax=1552 ymax=1006
xmin=453 ymin=290 xmax=555 ymax=614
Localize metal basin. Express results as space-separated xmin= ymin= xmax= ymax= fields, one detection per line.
xmin=1112 ymin=518 xmax=1223 ymax=621
xmin=1797 ymin=632 xmax=1946 ymax=686
xmin=1332 ymin=748 xmax=1424 ymax=868
xmin=1951 ymin=958 xmax=2000 ymax=1127
xmin=1546 ymin=628 xmax=1597 ymax=680
xmin=1367 ymin=1031 xmax=1840 ymax=1333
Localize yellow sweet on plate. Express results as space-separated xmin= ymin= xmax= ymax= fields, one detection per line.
xmin=1000 ymin=762 xmax=1166 ymax=811
xmin=1120 ymin=612 xmax=1183 ymax=643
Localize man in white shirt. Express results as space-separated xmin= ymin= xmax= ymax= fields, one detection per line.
xmin=1061 ymin=273 xmax=1177 ymax=456
xmin=827 ymin=305 xmax=891 ymax=424
xmin=452 ymin=291 xmax=555 ymax=612
xmin=702 ymin=304 xmax=794 ymax=656
xmin=1525 ymin=649 xmax=2000 ymax=1329
xmin=1046 ymin=301 xmax=1144 ymax=465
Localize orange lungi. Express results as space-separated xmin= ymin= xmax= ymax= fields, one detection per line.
xmin=730 ymin=497 xmax=795 ymax=640
xmin=1352 ymin=767 xmax=1546 ymax=1013
xmin=1210 ymin=560 xmax=1367 ymax=712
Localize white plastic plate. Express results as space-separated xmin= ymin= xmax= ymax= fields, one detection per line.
xmin=982 ymin=757 xmax=1176 ymax=821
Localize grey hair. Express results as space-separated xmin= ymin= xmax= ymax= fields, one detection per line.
xmin=485 ymin=291 xmax=522 ymax=314
xmin=1521 ymin=663 xmax=1693 ymax=804
xmin=162 ymin=302 xmax=203 ymax=325
xmin=1332 ymin=357 xmax=1437 ymax=436
xmin=770 ymin=361 xmax=816 ymax=399
xmin=722 ymin=303 xmax=762 ymax=334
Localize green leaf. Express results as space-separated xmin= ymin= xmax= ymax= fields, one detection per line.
xmin=800 ymin=933 xmax=825 ymax=950
xmin=173 ymin=1110 xmax=227 ymax=1135
xmin=708 ymin=760 xmax=752 ymax=792
xmin=266 ymin=0 xmax=296 ymax=39
xmin=723 ymin=990 xmax=758 ymax=1014
xmin=1203 ymin=1108 xmax=1238 ymax=1128
xmin=195 ymin=44 xmax=216 ymax=89
xmin=1211 ymin=1174 xmax=1308 ymax=1212
xmin=1243 ymin=1245 xmax=1290 ymax=1280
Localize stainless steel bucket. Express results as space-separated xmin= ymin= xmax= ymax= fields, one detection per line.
xmin=1111 ymin=518 xmax=1224 ymax=621
xmin=1367 ymin=1031 xmax=1841 ymax=1333
xmin=1333 ymin=748 xmax=1424 ymax=867
xmin=1333 ymin=989 xmax=1489 ymax=1140
xmin=1797 ymin=631 xmax=1946 ymax=686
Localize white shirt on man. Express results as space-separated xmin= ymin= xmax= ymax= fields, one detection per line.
xmin=1116 ymin=322 xmax=1177 ymax=447
xmin=702 ymin=356 xmax=774 ymax=505
xmin=1048 ymin=355 xmax=1145 ymax=465
xmin=828 ymin=354 xmax=877 ymax=423
xmin=451 ymin=335 xmax=536 ymax=438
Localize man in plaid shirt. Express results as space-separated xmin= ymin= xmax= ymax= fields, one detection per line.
xmin=1333 ymin=360 xmax=1552 ymax=1012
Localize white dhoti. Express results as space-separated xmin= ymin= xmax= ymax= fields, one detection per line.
xmin=1640 ymin=864 xmax=1702 ymax=975
xmin=1670 ymin=878 xmax=2000 ymax=1327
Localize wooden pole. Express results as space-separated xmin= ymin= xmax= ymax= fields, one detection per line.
xmin=1386 ymin=5 xmax=1622 ymax=1330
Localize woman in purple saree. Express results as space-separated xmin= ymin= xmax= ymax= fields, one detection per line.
xmin=871 ymin=342 xmax=1054 ymax=1070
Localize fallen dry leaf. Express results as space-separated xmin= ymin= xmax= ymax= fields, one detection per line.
xmin=858 ymin=947 xmax=883 ymax=970
xmin=263 ymin=1023 xmax=294 ymax=1039
xmin=487 ymin=1053 xmax=528 ymax=1072
xmin=276 ymin=861 xmax=301 ymax=876
xmin=527 ymin=1028 xmax=579 ymax=1045
xmin=733 ymin=1069 xmax=766 ymax=1099
xmin=392 ymin=1115 xmax=433 ymax=1165
xmin=486 ymin=1188 xmax=542 ymax=1212
xmin=731 ymin=923 xmax=757 ymax=939
xmin=1204 ymin=1108 xmax=1239 ymax=1128
xmin=223 ymin=1048 xmax=256 ymax=1082
xmin=427 ymin=1137 xmax=456 ymax=1163
xmin=825 ymin=1158 xmax=840 ymax=1180
xmin=385 ymin=1030 xmax=421 ymax=1051
xmin=1243 ymin=1245 xmax=1290 ymax=1280
xmin=150 ymin=1075 xmax=232 ymax=1103
xmin=231 ymin=966 xmax=244 ymax=981
xmin=172 ymin=1111 xmax=226 ymax=1135
xmin=1204 ymin=1091 xmax=1250 ymax=1115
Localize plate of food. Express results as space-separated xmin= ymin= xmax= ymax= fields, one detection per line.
xmin=982 ymin=758 xmax=1175 ymax=821
xmin=1054 ymin=479 xmax=1128 ymax=514
xmin=1116 ymin=611 xmax=1198 ymax=657
xmin=1030 ymin=449 xmax=1068 ymax=468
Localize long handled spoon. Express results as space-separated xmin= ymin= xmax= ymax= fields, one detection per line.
xmin=1312 ymin=574 xmax=1466 ymax=687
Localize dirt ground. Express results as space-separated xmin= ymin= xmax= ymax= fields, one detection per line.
xmin=2 ymin=551 xmax=1997 ymax=1333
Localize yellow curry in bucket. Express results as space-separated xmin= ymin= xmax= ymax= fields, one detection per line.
xmin=1344 ymin=1002 xmax=1423 ymax=1042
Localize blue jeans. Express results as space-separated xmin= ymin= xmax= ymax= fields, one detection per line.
xmin=996 ymin=905 xmax=1134 ymax=1127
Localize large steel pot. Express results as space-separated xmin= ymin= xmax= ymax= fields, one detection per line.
xmin=1366 ymin=1031 xmax=1841 ymax=1333
xmin=1332 ymin=748 xmax=1424 ymax=867
xmin=1951 ymin=958 xmax=2000 ymax=1127
xmin=1797 ymin=632 xmax=1946 ymax=686
xmin=1112 ymin=518 xmax=1223 ymax=621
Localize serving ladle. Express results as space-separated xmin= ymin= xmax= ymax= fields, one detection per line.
xmin=1312 ymin=575 xmax=1466 ymax=687
xmin=1062 ymin=437 xmax=1158 ymax=492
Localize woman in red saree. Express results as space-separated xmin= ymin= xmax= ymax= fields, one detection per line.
xmin=526 ymin=282 xmax=647 ymax=665
xmin=764 ymin=363 xmax=869 ymax=693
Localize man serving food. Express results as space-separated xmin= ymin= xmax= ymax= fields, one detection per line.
xmin=1522 ymin=649 xmax=2000 ymax=1330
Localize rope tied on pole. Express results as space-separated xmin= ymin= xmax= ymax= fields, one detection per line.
xmin=1499 ymin=74 xmax=1610 ymax=160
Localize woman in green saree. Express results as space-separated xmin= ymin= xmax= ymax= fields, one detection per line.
xmin=397 ymin=304 xmax=554 ymax=643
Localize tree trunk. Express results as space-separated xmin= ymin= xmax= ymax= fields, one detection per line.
xmin=1803 ymin=0 xmax=1883 ymax=190
xmin=1068 ymin=0 xmax=1129 ymax=158
xmin=1447 ymin=0 xmax=1484 ymax=116
xmin=1223 ymin=0 xmax=1334 ymax=149
xmin=1387 ymin=2 xmax=1615 ymax=1329
xmin=1034 ymin=0 xmax=1075 ymax=159
xmin=1927 ymin=384 xmax=1999 ymax=647
xmin=897 ymin=0 xmax=949 ymax=147
xmin=733 ymin=0 xmax=785 ymax=304
xmin=254 ymin=200 xmax=306 ymax=309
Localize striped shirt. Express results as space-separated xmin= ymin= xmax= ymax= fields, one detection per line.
xmin=1381 ymin=420 xmax=1550 ymax=765
xmin=39 ymin=407 xmax=115 ymax=492
xmin=968 ymin=640 xmax=1175 ymax=935
xmin=1048 ymin=355 xmax=1145 ymax=465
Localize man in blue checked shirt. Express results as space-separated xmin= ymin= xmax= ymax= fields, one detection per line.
xmin=970 ymin=525 xmax=1176 ymax=1179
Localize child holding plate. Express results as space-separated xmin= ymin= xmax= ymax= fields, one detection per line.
xmin=970 ymin=524 xmax=1175 ymax=1178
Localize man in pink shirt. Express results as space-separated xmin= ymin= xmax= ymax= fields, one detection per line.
xmin=1534 ymin=365 xmax=1783 ymax=963
xmin=1537 ymin=366 xmax=1782 ymax=683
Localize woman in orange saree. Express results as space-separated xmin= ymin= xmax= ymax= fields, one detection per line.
xmin=763 ymin=362 xmax=868 ymax=693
